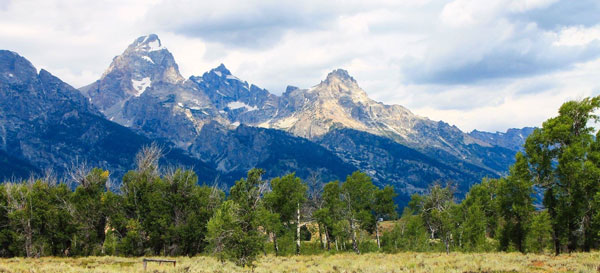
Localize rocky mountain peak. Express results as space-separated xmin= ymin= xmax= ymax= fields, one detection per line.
xmin=126 ymin=34 xmax=166 ymax=53
xmin=211 ymin=63 xmax=232 ymax=76
xmin=79 ymin=34 xmax=185 ymax=113
xmin=111 ymin=34 xmax=183 ymax=84
xmin=284 ymin=85 xmax=299 ymax=94
xmin=0 ymin=50 xmax=37 ymax=82
xmin=324 ymin=69 xmax=357 ymax=84
xmin=317 ymin=69 xmax=362 ymax=94
xmin=310 ymin=69 xmax=369 ymax=104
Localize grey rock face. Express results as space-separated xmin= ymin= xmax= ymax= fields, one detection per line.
xmin=469 ymin=127 xmax=535 ymax=152
xmin=189 ymin=122 xmax=356 ymax=182
xmin=190 ymin=64 xmax=279 ymax=125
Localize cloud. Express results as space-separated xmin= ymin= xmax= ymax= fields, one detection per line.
xmin=400 ymin=0 xmax=600 ymax=84
xmin=394 ymin=57 xmax=600 ymax=131
xmin=514 ymin=0 xmax=600 ymax=30
xmin=143 ymin=0 xmax=355 ymax=49
xmin=554 ymin=25 xmax=600 ymax=46
xmin=0 ymin=0 xmax=10 ymax=11
xmin=403 ymin=37 xmax=600 ymax=84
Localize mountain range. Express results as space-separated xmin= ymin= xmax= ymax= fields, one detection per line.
xmin=0 ymin=34 xmax=534 ymax=204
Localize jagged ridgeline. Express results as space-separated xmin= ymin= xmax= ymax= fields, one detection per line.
xmin=1 ymin=34 xmax=532 ymax=204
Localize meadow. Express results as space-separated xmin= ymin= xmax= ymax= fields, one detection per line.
xmin=1 ymin=252 xmax=599 ymax=273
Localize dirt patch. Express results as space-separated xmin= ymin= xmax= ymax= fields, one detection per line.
xmin=530 ymin=260 xmax=545 ymax=267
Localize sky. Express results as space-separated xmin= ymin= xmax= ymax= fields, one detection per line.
xmin=1 ymin=0 xmax=599 ymax=133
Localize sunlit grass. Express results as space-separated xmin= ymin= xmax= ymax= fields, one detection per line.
xmin=1 ymin=252 xmax=599 ymax=272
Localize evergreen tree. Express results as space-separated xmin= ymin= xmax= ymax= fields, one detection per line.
xmin=496 ymin=153 xmax=534 ymax=252
xmin=4 ymin=179 xmax=75 ymax=257
xmin=456 ymin=178 xmax=499 ymax=251
xmin=163 ymin=169 xmax=222 ymax=255
xmin=526 ymin=211 xmax=553 ymax=253
xmin=120 ymin=164 xmax=168 ymax=255
xmin=460 ymin=202 xmax=487 ymax=251
xmin=44 ymin=181 xmax=76 ymax=256
xmin=0 ymin=185 xmax=15 ymax=257
xmin=206 ymin=200 xmax=243 ymax=262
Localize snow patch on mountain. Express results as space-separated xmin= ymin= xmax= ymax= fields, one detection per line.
xmin=131 ymin=77 xmax=151 ymax=96
xmin=227 ymin=101 xmax=257 ymax=111
xmin=226 ymin=75 xmax=240 ymax=81
xmin=141 ymin=56 xmax=154 ymax=64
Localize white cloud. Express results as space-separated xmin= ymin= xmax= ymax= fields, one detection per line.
xmin=554 ymin=25 xmax=600 ymax=46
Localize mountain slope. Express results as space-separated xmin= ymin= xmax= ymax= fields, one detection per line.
xmin=0 ymin=50 xmax=217 ymax=182
xmin=0 ymin=150 xmax=40 ymax=180
xmin=317 ymin=128 xmax=498 ymax=204
xmin=80 ymin=35 xmax=356 ymax=184
xmin=252 ymin=69 xmax=517 ymax=175
xmin=190 ymin=122 xmax=356 ymax=183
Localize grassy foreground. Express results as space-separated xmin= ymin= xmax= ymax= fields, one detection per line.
xmin=1 ymin=252 xmax=599 ymax=273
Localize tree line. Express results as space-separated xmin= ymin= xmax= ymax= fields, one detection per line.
xmin=0 ymin=146 xmax=396 ymax=266
xmin=384 ymin=97 xmax=600 ymax=256
xmin=0 ymin=97 xmax=599 ymax=268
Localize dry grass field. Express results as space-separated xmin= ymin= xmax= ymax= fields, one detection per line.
xmin=0 ymin=252 xmax=599 ymax=273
